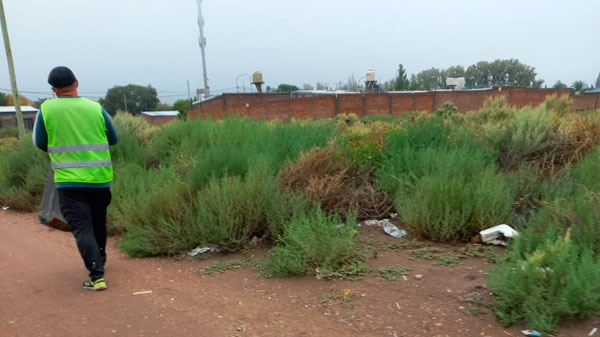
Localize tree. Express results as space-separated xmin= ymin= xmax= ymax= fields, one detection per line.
xmin=316 ymin=82 xmax=327 ymax=90
xmin=446 ymin=65 xmax=465 ymax=78
xmin=6 ymin=94 xmax=33 ymax=106
xmin=465 ymin=59 xmax=538 ymax=88
xmin=276 ymin=84 xmax=299 ymax=93
xmin=393 ymin=64 xmax=410 ymax=91
xmin=99 ymin=84 xmax=159 ymax=115
xmin=155 ymin=103 xmax=174 ymax=111
xmin=571 ymin=80 xmax=587 ymax=92
xmin=409 ymin=74 xmax=422 ymax=90
xmin=173 ymin=98 xmax=192 ymax=114
xmin=596 ymin=72 xmax=600 ymax=89
xmin=414 ymin=67 xmax=445 ymax=90
xmin=0 ymin=92 xmax=6 ymax=106
xmin=553 ymin=80 xmax=568 ymax=89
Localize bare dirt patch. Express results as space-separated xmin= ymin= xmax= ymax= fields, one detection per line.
xmin=0 ymin=211 xmax=596 ymax=337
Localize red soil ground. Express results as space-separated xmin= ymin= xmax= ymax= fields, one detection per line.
xmin=1 ymin=211 xmax=597 ymax=337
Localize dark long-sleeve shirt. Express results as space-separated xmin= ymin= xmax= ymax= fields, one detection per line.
xmin=33 ymin=98 xmax=119 ymax=189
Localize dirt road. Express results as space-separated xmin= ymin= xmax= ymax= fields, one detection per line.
xmin=1 ymin=211 xmax=596 ymax=337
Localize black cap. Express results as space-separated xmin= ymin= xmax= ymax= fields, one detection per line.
xmin=48 ymin=66 xmax=76 ymax=88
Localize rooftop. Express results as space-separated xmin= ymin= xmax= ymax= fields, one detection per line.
xmin=0 ymin=106 xmax=39 ymax=114
xmin=141 ymin=110 xmax=179 ymax=117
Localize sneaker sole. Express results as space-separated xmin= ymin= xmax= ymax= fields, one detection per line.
xmin=83 ymin=285 xmax=107 ymax=291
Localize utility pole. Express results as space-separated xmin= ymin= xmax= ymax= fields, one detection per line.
xmin=0 ymin=0 xmax=25 ymax=139
xmin=197 ymin=0 xmax=209 ymax=97
xmin=187 ymin=80 xmax=191 ymax=104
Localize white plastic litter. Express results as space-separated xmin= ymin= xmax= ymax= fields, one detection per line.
xmin=480 ymin=224 xmax=518 ymax=246
xmin=187 ymin=247 xmax=215 ymax=256
xmin=589 ymin=327 xmax=598 ymax=336
xmin=1 ymin=206 xmax=9 ymax=211
xmin=521 ymin=329 xmax=542 ymax=336
xmin=362 ymin=219 xmax=407 ymax=238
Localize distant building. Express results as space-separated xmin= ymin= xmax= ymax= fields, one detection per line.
xmin=586 ymin=87 xmax=600 ymax=94
xmin=0 ymin=106 xmax=38 ymax=130
xmin=141 ymin=110 xmax=179 ymax=125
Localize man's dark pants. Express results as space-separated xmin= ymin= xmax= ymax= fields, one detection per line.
xmin=57 ymin=188 xmax=111 ymax=281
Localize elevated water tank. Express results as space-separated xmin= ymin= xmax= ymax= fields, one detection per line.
xmin=366 ymin=70 xmax=376 ymax=82
xmin=252 ymin=71 xmax=263 ymax=84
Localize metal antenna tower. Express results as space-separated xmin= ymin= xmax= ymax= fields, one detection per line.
xmin=197 ymin=0 xmax=209 ymax=97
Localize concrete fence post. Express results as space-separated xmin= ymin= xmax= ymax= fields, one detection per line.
xmin=389 ymin=94 xmax=393 ymax=115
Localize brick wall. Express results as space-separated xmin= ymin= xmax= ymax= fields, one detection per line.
xmin=141 ymin=115 xmax=178 ymax=125
xmin=189 ymin=87 xmax=600 ymax=121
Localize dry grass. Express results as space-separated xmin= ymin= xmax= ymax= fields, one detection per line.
xmin=280 ymin=144 xmax=392 ymax=220
xmin=517 ymin=112 xmax=600 ymax=177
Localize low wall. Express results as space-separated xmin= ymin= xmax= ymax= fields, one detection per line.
xmin=189 ymin=87 xmax=600 ymax=121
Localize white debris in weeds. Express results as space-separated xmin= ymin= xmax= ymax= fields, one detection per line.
xmin=361 ymin=219 xmax=407 ymax=238
xmin=187 ymin=247 xmax=217 ymax=257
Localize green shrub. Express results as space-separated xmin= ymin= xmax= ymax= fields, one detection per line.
xmin=0 ymin=137 xmax=19 ymax=154
xmin=378 ymin=118 xmax=513 ymax=241
xmin=188 ymin=117 xmax=335 ymax=187
xmin=488 ymin=146 xmax=600 ymax=332
xmin=112 ymin=164 xmax=190 ymax=241
xmin=361 ymin=114 xmax=397 ymax=124
xmin=377 ymin=118 xmax=495 ymax=195
xmin=544 ymin=94 xmax=572 ymax=117
xmin=435 ymin=101 xmax=457 ymax=117
xmin=0 ymin=138 xmax=49 ymax=210
xmin=395 ymin=166 xmax=516 ymax=241
xmin=110 ymin=113 xmax=155 ymax=167
xmin=573 ymin=146 xmax=600 ymax=192
xmin=190 ymin=161 xmax=306 ymax=251
xmin=499 ymin=107 xmax=555 ymax=170
xmin=476 ymin=96 xmax=512 ymax=123
xmin=265 ymin=207 xmax=361 ymax=277
xmin=0 ymin=127 xmax=18 ymax=139
xmin=488 ymin=230 xmax=600 ymax=333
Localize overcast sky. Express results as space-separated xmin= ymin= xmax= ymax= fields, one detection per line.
xmin=1 ymin=0 xmax=599 ymax=104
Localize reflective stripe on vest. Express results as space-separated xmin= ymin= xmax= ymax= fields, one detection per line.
xmin=52 ymin=160 xmax=112 ymax=169
xmin=48 ymin=144 xmax=110 ymax=153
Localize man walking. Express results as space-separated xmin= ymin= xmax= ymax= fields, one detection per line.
xmin=33 ymin=66 xmax=118 ymax=291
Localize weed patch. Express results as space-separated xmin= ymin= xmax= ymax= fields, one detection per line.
xmin=264 ymin=207 xmax=363 ymax=277
xmin=377 ymin=266 xmax=410 ymax=280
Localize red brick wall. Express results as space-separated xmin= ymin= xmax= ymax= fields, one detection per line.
xmin=142 ymin=115 xmax=177 ymax=125
xmin=189 ymin=88 xmax=600 ymax=121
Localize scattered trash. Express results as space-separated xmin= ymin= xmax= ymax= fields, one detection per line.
xmin=187 ymin=246 xmax=216 ymax=257
xmin=8 ymin=320 xmax=15 ymax=324
xmin=132 ymin=290 xmax=152 ymax=295
xmin=402 ymin=275 xmax=408 ymax=281
xmin=249 ymin=232 xmax=269 ymax=246
xmin=589 ymin=327 xmax=598 ymax=336
xmin=521 ymin=330 xmax=542 ymax=337
xmin=389 ymin=213 xmax=398 ymax=219
xmin=362 ymin=219 xmax=407 ymax=238
xmin=1 ymin=206 xmax=9 ymax=211
xmin=414 ymin=274 xmax=423 ymax=280
xmin=480 ymin=224 xmax=518 ymax=246
xmin=395 ymin=302 xmax=400 ymax=310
